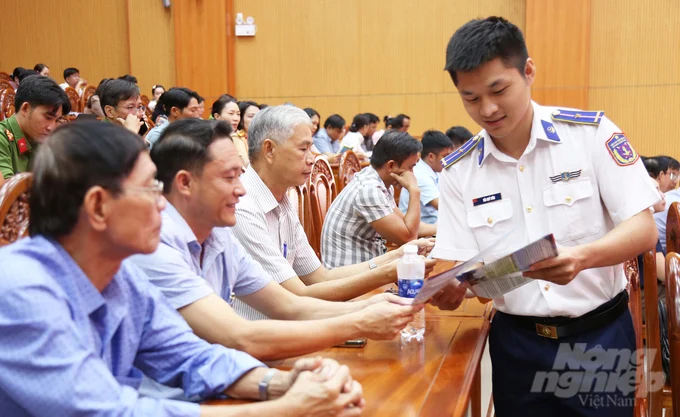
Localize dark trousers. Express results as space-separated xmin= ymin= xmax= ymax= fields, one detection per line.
xmin=490 ymin=309 xmax=636 ymax=417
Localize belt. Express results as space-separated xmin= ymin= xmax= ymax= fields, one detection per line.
xmin=503 ymin=291 xmax=628 ymax=339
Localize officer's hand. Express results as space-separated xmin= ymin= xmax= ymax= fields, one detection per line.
xmin=117 ymin=114 xmax=143 ymax=135
xmin=390 ymin=170 xmax=419 ymax=192
xmin=522 ymin=246 xmax=586 ymax=285
xmin=429 ymin=281 xmax=468 ymax=311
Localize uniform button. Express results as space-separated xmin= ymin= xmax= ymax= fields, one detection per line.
xmin=518 ymin=165 xmax=525 ymax=172
xmin=487 ymin=217 xmax=493 ymax=225
xmin=526 ymin=206 xmax=533 ymax=213
xmin=544 ymin=284 xmax=550 ymax=291
xmin=565 ymin=196 xmax=572 ymax=203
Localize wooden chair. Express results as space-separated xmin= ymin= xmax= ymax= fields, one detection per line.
xmin=0 ymin=72 xmax=10 ymax=81
xmin=80 ymin=85 xmax=96 ymax=113
xmin=338 ymin=150 xmax=361 ymax=192
xmin=644 ymin=248 xmax=672 ymax=416
xmin=667 ymin=202 xmax=680 ymax=254
xmin=64 ymin=86 xmax=81 ymax=113
xmin=625 ymin=257 xmax=647 ymax=417
xmin=308 ymin=156 xmax=337 ymax=257
xmin=1 ymin=87 xmax=16 ymax=120
xmin=0 ymin=173 xmax=32 ymax=246
xmin=286 ymin=184 xmax=306 ymax=227
xmin=666 ymin=253 xmax=680 ymax=416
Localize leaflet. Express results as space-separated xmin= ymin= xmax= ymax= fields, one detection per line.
xmin=411 ymin=233 xmax=558 ymax=303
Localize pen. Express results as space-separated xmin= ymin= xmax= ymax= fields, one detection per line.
xmin=283 ymin=243 xmax=287 ymax=258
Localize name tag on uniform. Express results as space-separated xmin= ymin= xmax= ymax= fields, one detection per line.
xmin=472 ymin=193 xmax=502 ymax=206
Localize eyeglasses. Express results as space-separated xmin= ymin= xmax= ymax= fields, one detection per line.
xmin=119 ymin=105 xmax=146 ymax=113
xmin=124 ymin=179 xmax=164 ymax=202
xmin=671 ymin=172 xmax=678 ymax=182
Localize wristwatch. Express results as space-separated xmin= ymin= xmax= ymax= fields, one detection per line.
xmin=258 ymin=368 xmax=279 ymax=401
xmin=369 ymin=259 xmax=378 ymax=270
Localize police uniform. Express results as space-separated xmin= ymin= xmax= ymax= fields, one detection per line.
xmin=0 ymin=115 xmax=36 ymax=180
xmin=432 ymin=101 xmax=659 ymax=417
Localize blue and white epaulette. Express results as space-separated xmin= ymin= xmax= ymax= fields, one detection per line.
xmin=440 ymin=135 xmax=481 ymax=169
xmin=551 ymin=109 xmax=604 ymax=126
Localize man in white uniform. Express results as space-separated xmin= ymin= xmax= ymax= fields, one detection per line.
xmin=431 ymin=17 xmax=660 ymax=417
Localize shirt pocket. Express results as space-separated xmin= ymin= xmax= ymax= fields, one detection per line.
xmin=543 ymin=178 xmax=602 ymax=243
xmin=466 ymin=199 xmax=514 ymax=253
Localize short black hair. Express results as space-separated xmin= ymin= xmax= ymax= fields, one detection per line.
xmin=155 ymin=87 xmax=199 ymax=117
xmin=396 ymin=113 xmax=410 ymax=121
xmin=118 ymin=74 xmax=138 ymax=84
xmin=445 ymin=16 xmax=528 ymax=85
xmin=211 ymin=94 xmax=237 ymax=118
xmin=237 ymin=100 xmax=259 ymax=131
xmin=654 ymin=155 xmax=680 ymax=172
xmin=63 ymin=67 xmax=79 ymax=80
xmin=445 ymin=125 xmax=474 ymax=147
xmin=259 ymin=103 xmax=269 ymax=110
xmin=421 ymin=130 xmax=454 ymax=156
xmin=386 ymin=117 xmax=403 ymax=130
xmin=15 ymin=75 xmax=71 ymax=115
xmin=151 ymin=119 xmax=233 ymax=194
xmin=33 ymin=63 xmax=48 ymax=72
xmin=642 ymin=157 xmax=662 ymax=178
xmin=11 ymin=67 xmax=25 ymax=82
xmin=99 ymin=79 xmax=140 ymax=111
xmin=323 ymin=114 xmax=345 ymax=129
xmin=29 ymin=122 xmax=146 ymax=238
xmin=17 ymin=69 xmax=38 ymax=83
xmin=349 ymin=114 xmax=369 ymax=133
xmin=370 ymin=131 xmax=422 ymax=168
xmin=363 ymin=113 xmax=380 ymax=124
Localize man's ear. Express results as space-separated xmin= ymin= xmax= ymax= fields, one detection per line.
xmin=104 ymin=105 xmax=116 ymax=119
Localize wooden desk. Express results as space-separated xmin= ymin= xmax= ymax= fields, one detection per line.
xmin=207 ymin=315 xmax=490 ymax=417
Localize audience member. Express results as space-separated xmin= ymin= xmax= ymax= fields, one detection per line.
xmin=131 ymin=118 xmax=416 ymax=366
xmin=118 ymin=74 xmax=138 ymax=84
xmin=59 ymin=67 xmax=87 ymax=96
xmin=145 ymin=87 xmax=202 ymax=147
xmin=371 ymin=115 xmax=391 ymax=144
xmin=0 ymin=121 xmax=363 ymax=416
xmin=362 ymin=112 xmax=380 ymax=151
xmin=0 ymin=75 xmax=70 ymax=179
xmin=148 ymin=84 xmax=165 ymax=112
xmin=16 ymin=69 xmax=38 ymax=85
xmin=211 ymin=94 xmax=248 ymax=166
xmin=322 ymin=131 xmax=437 ymax=268
xmin=340 ymin=114 xmax=370 ymax=159
xmin=9 ymin=67 xmax=23 ymax=90
xmin=304 ymin=107 xmax=321 ymax=136
xmin=99 ymin=79 xmax=144 ymax=135
xmin=237 ymin=100 xmax=260 ymax=137
xmin=445 ymin=125 xmax=474 ymax=150
xmin=33 ymin=64 xmax=50 ymax=77
xmin=233 ymin=105 xmax=435 ymax=320
xmin=314 ymin=114 xmax=345 ymax=162
xmin=395 ymin=113 xmax=411 ymax=132
xmin=399 ymin=130 xmax=454 ymax=224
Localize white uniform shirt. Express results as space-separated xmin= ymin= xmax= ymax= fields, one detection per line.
xmin=432 ymin=101 xmax=659 ymax=317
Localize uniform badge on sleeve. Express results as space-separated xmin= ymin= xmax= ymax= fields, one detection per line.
xmin=606 ymin=133 xmax=639 ymax=166
xmin=16 ymin=138 xmax=29 ymax=154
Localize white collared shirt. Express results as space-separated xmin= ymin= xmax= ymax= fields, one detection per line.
xmin=432 ymin=101 xmax=659 ymax=317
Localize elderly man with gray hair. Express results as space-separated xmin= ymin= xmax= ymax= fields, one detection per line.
xmin=232 ymin=105 xmax=436 ymax=320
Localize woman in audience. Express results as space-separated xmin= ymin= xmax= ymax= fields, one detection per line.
xmin=9 ymin=67 xmax=24 ymax=90
xmin=148 ymin=84 xmax=165 ymax=112
xmin=212 ymin=94 xmax=248 ymax=165
xmin=33 ymin=64 xmax=50 ymax=77
xmin=237 ymin=100 xmax=260 ymax=137
xmin=304 ymin=108 xmax=321 ymax=136
xmin=340 ymin=114 xmax=370 ymax=159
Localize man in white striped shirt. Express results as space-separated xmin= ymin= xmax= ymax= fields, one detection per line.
xmin=232 ymin=106 xmax=437 ymax=320
xmin=131 ymin=118 xmax=421 ymax=364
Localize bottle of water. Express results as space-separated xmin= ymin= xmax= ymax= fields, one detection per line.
xmin=398 ymin=245 xmax=425 ymax=341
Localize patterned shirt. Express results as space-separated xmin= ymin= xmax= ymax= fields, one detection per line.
xmin=321 ymin=165 xmax=395 ymax=268
xmin=233 ymin=166 xmax=321 ymax=320
xmin=0 ymin=236 xmax=264 ymax=417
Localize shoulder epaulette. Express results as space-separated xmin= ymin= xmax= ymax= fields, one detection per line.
xmin=551 ymin=109 xmax=604 ymax=126
xmin=441 ymin=135 xmax=481 ymax=169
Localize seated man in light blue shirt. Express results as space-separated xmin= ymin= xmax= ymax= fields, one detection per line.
xmin=0 ymin=122 xmax=363 ymax=417
xmin=145 ymin=87 xmax=203 ymax=147
xmin=399 ymin=130 xmax=458 ymax=224
xmin=313 ymin=114 xmax=345 ymax=162
xmin=132 ymin=118 xmax=419 ymax=362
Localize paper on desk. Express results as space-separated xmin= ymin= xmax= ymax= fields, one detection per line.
xmin=411 ymin=232 xmax=558 ymax=303
xmin=456 ymin=234 xmax=558 ymax=299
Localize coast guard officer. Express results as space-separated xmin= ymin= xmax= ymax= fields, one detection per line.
xmin=430 ymin=17 xmax=660 ymax=417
